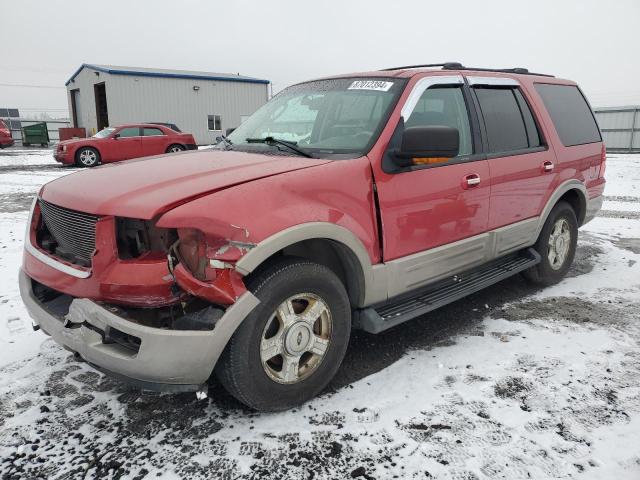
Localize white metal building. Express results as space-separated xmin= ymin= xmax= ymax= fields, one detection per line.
xmin=65 ymin=64 xmax=270 ymax=144
xmin=594 ymin=106 xmax=640 ymax=153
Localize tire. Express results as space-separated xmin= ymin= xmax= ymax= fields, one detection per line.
xmin=166 ymin=144 xmax=185 ymax=153
xmin=75 ymin=147 xmax=100 ymax=167
xmin=216 ymin=257 xmax=351 ymax=411
xmin=522 ymin=200 xmax=578 ymax=286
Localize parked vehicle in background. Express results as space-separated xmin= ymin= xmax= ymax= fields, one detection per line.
xmin=0 ymin=120 xmax=14 ymax=148
xmin=53 ymin=123 xmax=197 ymax=167
xmin=21 ymin=63 xmax=605 ymax=411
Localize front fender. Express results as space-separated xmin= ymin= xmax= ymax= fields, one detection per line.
xmin=155 ymin=157 xmax=381 ymax=301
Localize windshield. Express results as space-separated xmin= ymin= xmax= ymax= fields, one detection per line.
xmin=93 ymin=127 xmax=115 ymax=139
xmin=226 ymin=78 xmax=405 ymax=157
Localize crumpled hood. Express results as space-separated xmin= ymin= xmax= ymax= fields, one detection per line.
xmin=40 ymin=150 xmax=329 ymax=219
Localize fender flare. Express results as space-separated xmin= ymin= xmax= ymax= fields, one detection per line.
xmin=234 ymin=222 xmax=382 ymax=306
xmin=534 ymin=179 xmax=587 ymax=238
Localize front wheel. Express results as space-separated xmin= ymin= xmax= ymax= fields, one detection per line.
xmin=522 ymin=200 xmax=578 ymax=286
xmin=75 ymin=147 xmax=100 ymax=167
xmin=216 ymin=258 xmax=351 ymax=411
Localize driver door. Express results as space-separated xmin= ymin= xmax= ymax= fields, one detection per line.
xmin=110 ymin=127 xmax=142 ymax=161
xmin=371 ymin=76 xmax=491 ymax=296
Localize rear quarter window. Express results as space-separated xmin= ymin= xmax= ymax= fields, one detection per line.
xmin=534 ymin=84 xmax=601 ymax=147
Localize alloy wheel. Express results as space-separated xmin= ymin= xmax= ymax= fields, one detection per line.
xmin=79 ymin=149 xmax=97 ymax=166
xmin=260 ymin=293 xmax=332 ymax=384
xmin=547 ymin=218 xmax=571 ymax=270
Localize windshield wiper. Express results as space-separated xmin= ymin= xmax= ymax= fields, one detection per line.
xmin=246 ymin=136 xmax=313 ymax=158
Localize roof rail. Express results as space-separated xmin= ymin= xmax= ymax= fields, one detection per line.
xmin=380 ymin=62 xmax=464 ymax=71
xmin=444 ymin=65 xmax=555 ymax=77
xmin=380 ymin=63 xmax=554 ymax=77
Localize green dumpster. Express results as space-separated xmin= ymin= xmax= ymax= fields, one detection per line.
xmin=22 ymin=122 xmax=50 ymax=147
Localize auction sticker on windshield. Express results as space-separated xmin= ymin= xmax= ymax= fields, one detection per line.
xmin=348 ymin=80 xmax=394 ymax=91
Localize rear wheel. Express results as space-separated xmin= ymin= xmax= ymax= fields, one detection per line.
xmin=216 ymin=258 xmax=351 ymax=411
xmin=522 ymin=200 xmax=578 ymax=286
xmin=166 ymin=144 xmax=185 ymax=153
xmin=75 ymin=147 xmax=100 ymax=167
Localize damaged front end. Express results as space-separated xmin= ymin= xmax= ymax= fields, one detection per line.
xmin=168 ymin=228 xmax=251 ymax=306
xmin=21 ymin=207 xmax=262 ymax=391
xmin=113 ymin=216 xmax=254 ymax=308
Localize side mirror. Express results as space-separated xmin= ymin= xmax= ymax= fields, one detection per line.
xmin=225 ymin=127 xmax=236 ymax=136
xmin=393 ymin=126 xmax=459 ymax=167
xmin=113 ymin=133 xmax=120 ymax=139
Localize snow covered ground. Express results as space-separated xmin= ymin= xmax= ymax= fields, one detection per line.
xmin=0 ymin=149 xmax=639 ymax=479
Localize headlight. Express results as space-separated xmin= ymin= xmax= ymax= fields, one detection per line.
xmin=177 ymin=228 xmax=208 ymax=280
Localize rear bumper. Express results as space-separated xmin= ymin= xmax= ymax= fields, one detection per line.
xmin=20 ymin=269 xmax=259 ymax=391
xmin=185 ymin=144 xmax=197 ymax=150
xmin=583 ymin=194 xmax=603 ymax=225
xmin=0 ymin=137 xmax=14 ymax=147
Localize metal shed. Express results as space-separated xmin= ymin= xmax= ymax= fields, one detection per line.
xmin=594 ymin=106 xmax=640 ymax=153
xmin=65 ymin=64 xmax=270 ymax=145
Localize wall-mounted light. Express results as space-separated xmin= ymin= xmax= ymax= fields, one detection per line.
xmin=193 ymin=85 xmax=200 ymax=91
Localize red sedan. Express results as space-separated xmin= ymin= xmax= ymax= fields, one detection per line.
xmin=54 ymin=123 xmax=197 ymax=167
xmin=0 ymin=120 xmax=14 ymax=148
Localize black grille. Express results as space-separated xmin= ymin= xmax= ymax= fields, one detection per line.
xmin=38 ymin=198 xmax=99 ymax=265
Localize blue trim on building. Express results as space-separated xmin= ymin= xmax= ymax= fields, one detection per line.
xmin=65 ymin=64 xmax=270 ymax=86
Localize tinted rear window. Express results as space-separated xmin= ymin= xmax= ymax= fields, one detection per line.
xmin=534 ymin=84 xmax=601 ymax=146
xmin=475 ymin=87 xmax=529 ymax=152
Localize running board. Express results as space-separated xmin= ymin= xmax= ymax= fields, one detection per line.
xmin=354 ymin=248 xmax=541 ymax=334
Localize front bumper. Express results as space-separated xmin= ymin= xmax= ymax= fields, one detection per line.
xmin=20 ymin=270 xmax=259 ymax=391
xmin=53 ymin=150 xmax=73 ymax=164
xmin=185 ymin=144 xmax=198 ymax=150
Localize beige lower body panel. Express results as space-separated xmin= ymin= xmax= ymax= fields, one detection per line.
xmin=375 ymin=217 xmax=540 ymax=303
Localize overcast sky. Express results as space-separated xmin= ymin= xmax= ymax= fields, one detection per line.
xmin=1 ymin=0 xmax=639 ymax=118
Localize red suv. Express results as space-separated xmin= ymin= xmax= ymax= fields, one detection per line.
xmin=20 ymin=63 xmax=605 ymax=411
xmin=0 ymin=120 xmax=14 ymax=148
xmin=53 ymin=123 xmax=197 ymax=167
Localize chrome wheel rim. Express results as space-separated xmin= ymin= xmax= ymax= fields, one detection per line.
xmin=79 ymin=149 xmax=97 ymax=165
xmin=260 ymin=293 xmax=332 ymax=384
xmin=548 ymin=218 xmax=571 ymax=270
xmin=169 ymin=146 xmax=182 ymax=152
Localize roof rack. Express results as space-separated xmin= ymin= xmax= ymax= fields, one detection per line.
xmin=381 ymin=62 xmax=554 ymax=77
xmin=380 ymin=62 xmax=464 ymax=71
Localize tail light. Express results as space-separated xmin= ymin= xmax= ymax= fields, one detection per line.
xmin=599 ymin=143 xmax=606 ymax=179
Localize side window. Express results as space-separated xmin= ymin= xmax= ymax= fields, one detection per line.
xmin=534 ymin=84 xmax=601 ymax=146
xmin=513 ymin=89 xmax=541 ymax=148
xmin=405 ymin=86 xmax=473 ymax=157
xmin=143 ymin=127 xmax=164 ymax=136
xmin=474 ymin=87 xmax=529 ymax=153
xmin=118 ymin=127 xmax=140 ymax=137
xmin=207 ymin=115 xmax=222 ymax=131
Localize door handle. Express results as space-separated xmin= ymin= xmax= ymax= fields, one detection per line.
xmin=462 ymin=173 xmax=481 ymax=189
xmin=542 ymin=161 xmax=554 ymax=173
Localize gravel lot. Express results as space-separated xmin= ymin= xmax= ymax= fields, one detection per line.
xmin=1 ymin=149 xmax=639 ymax=479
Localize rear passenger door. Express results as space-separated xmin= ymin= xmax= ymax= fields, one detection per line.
xmin=468 ymin=77 xmax=556 ymax=238
xmin=141 ymin=127 xmax=167 ymax=156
